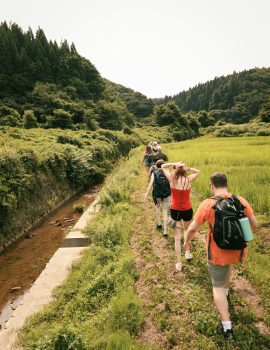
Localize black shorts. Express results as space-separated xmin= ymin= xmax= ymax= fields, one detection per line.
xmin=170 ymin=208 xmax=193 ymax=222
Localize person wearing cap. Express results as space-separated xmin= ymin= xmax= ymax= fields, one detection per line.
xmin=152 ymin=141 xmax=161 ymax=155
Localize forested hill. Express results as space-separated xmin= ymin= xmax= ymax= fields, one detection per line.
xmin=155 ymin=68 xmax=270 ymax=124
xmin=0 ymin=22 xmax=153 ymax=131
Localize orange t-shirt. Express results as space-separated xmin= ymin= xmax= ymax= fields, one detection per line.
xmin=194 ymin=193 xmax=254 ymax=266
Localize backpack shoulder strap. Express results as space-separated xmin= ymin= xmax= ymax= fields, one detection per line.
xmin=231 ymin=194 xmax=245 ymax=211
xmin=209 ymin=196 xmax=224 ymax=200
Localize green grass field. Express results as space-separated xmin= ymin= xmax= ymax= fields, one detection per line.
xmin=17 ymin=136 xmax=270 ymax=349
xmin=163 ymin=136 xmax=270 ymax=215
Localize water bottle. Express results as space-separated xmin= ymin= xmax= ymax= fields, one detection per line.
xmin=239 ymin=217 xmax=254 ymax=242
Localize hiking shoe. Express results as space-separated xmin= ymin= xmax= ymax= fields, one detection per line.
xmin=216 ymin=323 xmax=235 ymax=341
xmin=175 ymin=262 xmax=183 ymax=272
xmin=163 ymin=232 xmax=168 ymax=238
xmin=184 ymin=250 xmax=193 ymax=260
xmin=156 ymin=224 xmax=162 ymax=230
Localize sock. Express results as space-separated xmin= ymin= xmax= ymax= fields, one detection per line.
xmin=222 ymin=321 xmax=232 ymax=331
xmin=225 ymin=288 xmax=229 ymax=297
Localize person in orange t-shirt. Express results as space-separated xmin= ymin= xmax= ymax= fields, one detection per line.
xmin=184 ymin=172 xmax=258 ymax=341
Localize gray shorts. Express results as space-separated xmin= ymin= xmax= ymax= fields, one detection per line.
xmin=154 ymin=196 xmax=170 ymax=211
xmin=208 ymin=262 xmax=230 ymax=288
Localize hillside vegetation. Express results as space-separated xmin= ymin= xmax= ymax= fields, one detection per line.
xmin=0 ymin=126 xmax=139 ymax=247
xmin=155 ymin=68 xmax=270 ymax=125
xmin=0 ymin=22 xmax=154 ymax=132
xmin=0 ymin=22 xmax=209 ymax=141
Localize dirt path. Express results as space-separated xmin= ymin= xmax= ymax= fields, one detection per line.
xmin=131 ymin=188 xmax=200 ymax=350
xmin=131 ymin=175 xmax=270 ymax=349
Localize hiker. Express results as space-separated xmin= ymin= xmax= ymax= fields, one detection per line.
xmin=153 ymin=149 xmax=168 ymax=163
xmin=148 ymin=150 xmax=169 ymax=179
xmin=142 ymin=145 xmax=154 ymax=171
xmin=184 ymin=172 xmax=258 ymax=341
xmin=144 ymin=160 xmax=171 ymax=237
xmin=161 ymin=162 xmax=200 ymax=271
xmin=152 ymin=141 xmax=161 ymax=155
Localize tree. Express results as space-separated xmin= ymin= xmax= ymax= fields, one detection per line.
xmin=48 ymin=109 xmax=73 ymax=129
xmin=23 ymin=110 xmax=38 ymax=128
xmin=258 ymin=101 xmax=270 ymax=123
xmin=84 ymin=109 xmax=99 ymax=130
xmin=96 ymin=101 xmax=123 ymax=130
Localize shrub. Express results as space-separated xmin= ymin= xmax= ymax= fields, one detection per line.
xmin=123 ymin=126 xmax=133 ymax=134
xmin=105 ymin=331 xmax=141 ymax=350
xmin=48 ymin=109 xmax=73 ymax=129
xmin=24 ymin=110 xmax=38 ymax=129
xmin=87 ymin=215 xmax=125 ymax=249
xmin=109 ymin=289 xmax=144 ymax=335
xmin=73 ymin=204 xmax=85 ymax=213
xmin=257 ymin=129 xmax=270 ymax=136
xmin=57 ymin=135 xmax=83 ymax=148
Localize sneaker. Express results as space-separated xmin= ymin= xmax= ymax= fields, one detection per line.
xmin=175 ymin=262 xmax=182 ymax=272
xmin=156 ymin=224 xmax=162 ymax=230
xmin=163 ymin=232 xmax=168 ymax=238
xmin=185 ymin=250 xmax=193 ymax=260
xmin=216 ymin=323 xmax=235 ymax=341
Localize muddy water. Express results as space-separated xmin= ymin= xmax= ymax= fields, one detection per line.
xmin=0 ymin=185 xmax=100 ymax=330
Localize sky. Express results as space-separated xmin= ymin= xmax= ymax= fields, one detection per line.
xmin=1 ymin=0 xmax=270 ymax=98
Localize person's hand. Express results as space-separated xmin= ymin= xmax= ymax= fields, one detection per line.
xmin=177 ymin=161 xmax=185 ymax=167
xmin=183 ymin=240 xmax=190 ymax=251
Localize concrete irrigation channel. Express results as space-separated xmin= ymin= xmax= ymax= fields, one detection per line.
xmin=0 ymin=186 xmax=101 ymax=350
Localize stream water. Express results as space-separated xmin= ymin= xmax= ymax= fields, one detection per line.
xmin=0 ymin=185 xmax=100 ymax=330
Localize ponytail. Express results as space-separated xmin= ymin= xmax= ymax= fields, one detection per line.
xmin=173 ymin=165 xmax=187 ymax=186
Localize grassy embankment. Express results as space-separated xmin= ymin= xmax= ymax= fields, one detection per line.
xmin=0 ymin=125 xmax=175 ymax=249
xmin=0 ymin=126 xmax=138 ymax=247
xmin=18 ymin=136 xmax=270 ymax=349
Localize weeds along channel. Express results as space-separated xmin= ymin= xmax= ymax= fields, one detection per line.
xmin=18 ymin=149 xmax=150 ymax=350
xmin=0 ymin=126 xmax=139 ymax=248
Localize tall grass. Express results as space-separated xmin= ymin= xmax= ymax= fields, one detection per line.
xmin=164 ymin=136 xmax=270 ymax=214
xmin=163 ymin=136 xmax=270 ymax=330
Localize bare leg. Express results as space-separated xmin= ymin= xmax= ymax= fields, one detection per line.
xmin=162 ymin=207 xmax=168 ymax=235
xmin=224 ymin=265 xmax=232 ymax=289
xmin=213 ymin=287 xmax=230 ymax=321
xmin=174 ymin=222 xmax=182 ymax=263
xmin=155 ymin=203 xmax=161 ymax=226
xmin=183 ymin=219 xmax=192 ymax=258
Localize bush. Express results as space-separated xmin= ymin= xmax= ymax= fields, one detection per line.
xmin=87 ymin=215 xmax=125 ymax=249
xmin=256 ymin=129 xmax=270 ymax=136
xmin=73 ymin=204 xmax=85 ymax=213
xmin=48 ymin=109 xmax=73 ymax=129
xmin=57 ymin=135 xmax=83 ymax=148
xmin=24 ymin=110 xmax=38 ymax=129
xmin=109 ymin=290 xmax=144 ymax=334
xmin=123 ymin=126 xmax=133 ymax=134
xmin=105 ymin=331 xmax=141 ymax=350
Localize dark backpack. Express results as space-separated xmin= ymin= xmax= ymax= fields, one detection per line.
xmin=211 ymin=195 xmax=247 ymax=250
xmin=153 ymin=169 xmax=171 ymax=199
xmin=144 ymin=154 xmax=153 ymax=166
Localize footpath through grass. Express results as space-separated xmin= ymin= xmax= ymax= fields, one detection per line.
xmin=18 ymin=137 xmax=270 ymax=349
xmin=132 ymin=164 xmax=270 ymax=350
